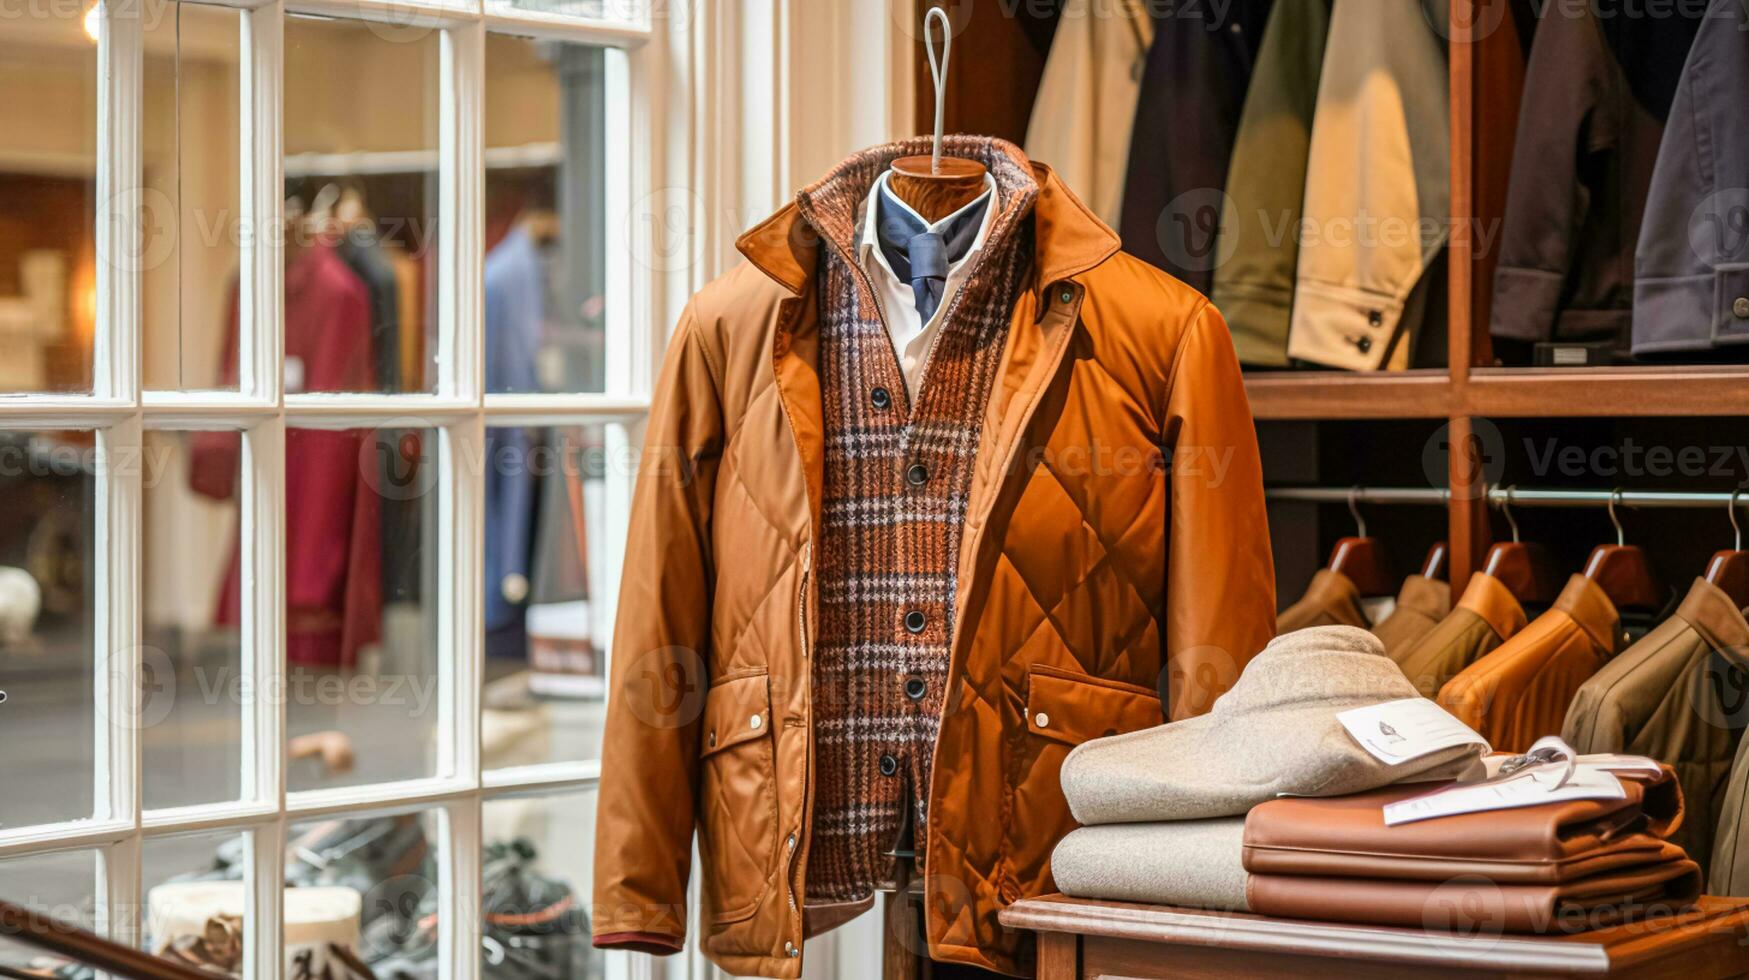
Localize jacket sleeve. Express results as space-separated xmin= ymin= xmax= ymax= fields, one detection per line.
xmin=592 ymin=302 xmax=724 ymax=953
xmin=1162 ymin=301 xmax=1276 ymax=720
xmin=1490 ymin=8 xmax=1612 ymax=342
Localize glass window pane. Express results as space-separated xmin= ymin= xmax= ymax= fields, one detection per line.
xmin=0 ymin=848 xmax=97 ymax=973
xmin=143 ymin=430 xmax=242 ymax=809
xmin=286 ymin=425 xmax=438 ymax=791
xmin=143 ymin=2 xmax=242 ymax=391
xmin=0 ymin=431 xmax=95 ymax=828
xmin=483 ymin=425 xmax=612 ymax=768
xmin=484 ymin=34 xmax=607 ymax=394
xmin=487 ymin=0 xmax=609 ymax=20
xmin=142 ymin=830 xmax=246 ymax=976
xmin=0 ymin=11 xmax=97 ymax=393
xmin=283 ymin=16 xmax=440 ymax=394
xmin=285 ymin=811 xmax=437 ymax=974
xmin=481 ymin=788 xmax=598 ymax=977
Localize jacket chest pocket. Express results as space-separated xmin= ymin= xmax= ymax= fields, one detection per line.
xmin=697 ymin=670 xmax=779 ymax=924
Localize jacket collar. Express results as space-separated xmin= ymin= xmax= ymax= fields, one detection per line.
xmin=1456 ymin=571 xmax=1529 ymax=642
xmin=1674 ymin=576 xmax=1749 ymax=657
xmin=1553 ymin=574 xmax=1622 ymax=654
xmin=735 ymin=137 xmax=1121 ymax=302
xmin=1393 ymin=574 xmax=1452 ymax=623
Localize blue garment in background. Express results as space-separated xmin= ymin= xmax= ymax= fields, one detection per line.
xmin=484 ymin=227 xmax=545 ymax=633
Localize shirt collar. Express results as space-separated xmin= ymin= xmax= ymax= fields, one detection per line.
xmin=858 ymin=170 xmax=999 ymax=272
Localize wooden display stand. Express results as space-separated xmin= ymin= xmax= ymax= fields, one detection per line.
xmin=1001 ymin=894 xmax=1749 ymax=979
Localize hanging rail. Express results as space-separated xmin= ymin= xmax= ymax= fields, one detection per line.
xmin=1266 ymin=486 xmax=1749 ymax=510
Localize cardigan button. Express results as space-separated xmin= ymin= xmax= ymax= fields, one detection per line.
xmin=905 ymin=462 xmax=930 ymax=487
xmin=879 ymin=754 xmax=899 ymax=777
xmin=904 ymin=610 xmax=927 ymax=634
xmin=904 ymin=676 xmax=927 ymax=701
xmin=1735 ymin=297 xmax=1749 ymax=320
xmin=871 ymin=386 xmax=893 ymax=409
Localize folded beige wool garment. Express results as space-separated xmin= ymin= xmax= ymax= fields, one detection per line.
xmin=1061 ymin=626 xmax=1486 ymax=824
xmin=1051 ymin=818 xmax=1249 ymax=912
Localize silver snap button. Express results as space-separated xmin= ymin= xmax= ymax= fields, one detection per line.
xmin=708 ymin=730 xmax=717 ymax=747
xmin=1059 ymin=289 xmax=1073 ymax=304
xmin=785 ymin=941 xmax=798 ymax=957
xmin=787 ymin=833 xmax=797 ymax=849
xmin=750 ymin=713 xmax=763 ymax=730
xmin=1034 ymin=712 xmax=1050 ymax=728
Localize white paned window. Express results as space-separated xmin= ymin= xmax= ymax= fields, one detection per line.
xmin=0 ymin=0 xmax=681 ymax=975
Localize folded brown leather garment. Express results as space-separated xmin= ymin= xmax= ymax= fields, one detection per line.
xmin=1245 ymin=847 xmax=1703 ymax=934
xmin=1243 ymin=764 xmax=1686 ymax=883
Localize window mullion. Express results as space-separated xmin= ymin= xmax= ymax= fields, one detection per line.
xmin=241 ymin=0 xmax=285 ymax=404
xmin=439 ymin=799 xmax=483 ymax=980
xmin=94 ymin=0 xmax=141 ymax=403
xmin=246 ymin=821 xmax=287 ymax=980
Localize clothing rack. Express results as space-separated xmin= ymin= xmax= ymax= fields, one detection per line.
xmin=1267 ymin=486 xmax=1747 ymax=510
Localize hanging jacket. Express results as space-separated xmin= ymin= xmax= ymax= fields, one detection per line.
xmin=1438 ymin=574 xmax=1621 ymax=754
xmin=1212 ymin=0 xmax=1333 ymax=366
xmin=589 ymin=137 xmax=1276 ymax=978
xmin=1491 ymin=0 xmax=1704 ymax=355
xmin=1023 ymin=0 xmax=1153 ymax=227
xmin=1370 ymin=574 xmax=1451 ymax=659
xmin=1564 ymin=578 xmax=1749 ymax=882
xmin=1287 ymin=0 xmax=1450 ymax=371
xmin=1633 ymin=0 xmax=1749 ymax=355
xmin=1275 ymin=568 xmax=1368 ymax=635
xmin=1116 ymin=0 xmax=1273 ymax=296
xmin=1394 ymin=570 xmax=1528 ymax=697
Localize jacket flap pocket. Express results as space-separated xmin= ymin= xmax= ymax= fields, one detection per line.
xmin=701 ymin=671 xmax=773 ymax=758
xmin=1026 ymin=668 xmax=1163 ymax=746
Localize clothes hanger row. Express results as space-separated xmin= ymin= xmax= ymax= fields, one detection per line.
xmin=1267 ymin=485 xmax=1749 ymax=610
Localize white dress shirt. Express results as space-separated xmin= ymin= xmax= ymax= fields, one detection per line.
xmin=856 ymin=170 xmax=999 ymax=400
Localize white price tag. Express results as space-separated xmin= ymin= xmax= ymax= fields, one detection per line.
xmin=1336 ymin=698 xmax=1490 ymax=765
xmin=1383 ymin=765 xmax=1627 ymax=826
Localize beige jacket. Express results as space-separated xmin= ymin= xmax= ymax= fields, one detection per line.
xmin=1023 ymin=0 xmax=1152 ymax=227
xmin=1287 ymin=0 xmax=1450 ymax=370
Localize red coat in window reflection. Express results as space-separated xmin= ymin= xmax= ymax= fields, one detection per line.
xmin=188 ymin=244 xmax=383 ymax=667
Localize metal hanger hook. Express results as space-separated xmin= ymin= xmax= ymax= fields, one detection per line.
xmin=1347 ymin=485 xmax=1367 ymax=539
xmin=1731 ymin=489 xmax=1743 ymax=552
xmin=1502 ymin=485 xmax=1522 ymax=544
xmin=1608 ymin=489 xmax=1625 ymax=547
xmin=924 ymin=6 xmax=951 ymax=174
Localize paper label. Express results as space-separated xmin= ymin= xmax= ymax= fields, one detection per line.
xmin=1337 ymin=697 xmax=1490 ymax=765
xmin=1383 ymin=765 xmax=1627 ymax=826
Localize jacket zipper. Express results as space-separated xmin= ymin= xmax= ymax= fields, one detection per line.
xmin=790 ymin=539 xmax=813 ymax=916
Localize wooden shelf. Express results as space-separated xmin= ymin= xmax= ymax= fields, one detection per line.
xmin=1245 ymin=366 xmax=1749 ymax=421
xmin=1243 ymin=371 xmax=1452 ymax=420
xmin=1464 ymin=366 xmax=1749 ymax=417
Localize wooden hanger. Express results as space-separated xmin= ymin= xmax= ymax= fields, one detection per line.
xmin=1327 ymin=487 xmax=1396 ymax=597
xmin=1483 ymin=485 xmax=1563 ymax=605
xmin=888 ymin=7 xmax=989 ymax=222
xmin=1582 ymin=490 xmax=1665 ymax=612
xmin=1705 ymin=489 xmax=1749 ymax=608
xmin=1421 ymin=541 xmax=1449 ymax=581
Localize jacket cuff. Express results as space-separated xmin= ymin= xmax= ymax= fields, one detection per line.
xmin=1212 ymin=281 xmax=1294 ymax=367
xmin=1633 ymin=265 xmax=1749 ymax=355
xmin=1286 ymin=281 xmax=1406 ymax=371
xmin=593 ymin=932 xmax=685 ymax=955
xmin=1490 ymin=266 xmax=1563 ymax=342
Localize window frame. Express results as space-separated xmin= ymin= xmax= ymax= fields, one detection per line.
xmin=0 ymin=0 xmax=689 ymax=977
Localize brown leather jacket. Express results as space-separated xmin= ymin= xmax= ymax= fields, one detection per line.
xmin=590 ymin=148 xmax=1276 ymax=977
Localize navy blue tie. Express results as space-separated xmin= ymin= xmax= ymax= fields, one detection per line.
xmin=875 ymin=180 xmax=990 ymax=323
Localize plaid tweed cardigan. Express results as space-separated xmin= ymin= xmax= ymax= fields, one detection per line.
xmin=794 ymin=142 xmax=1039 ymax=904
